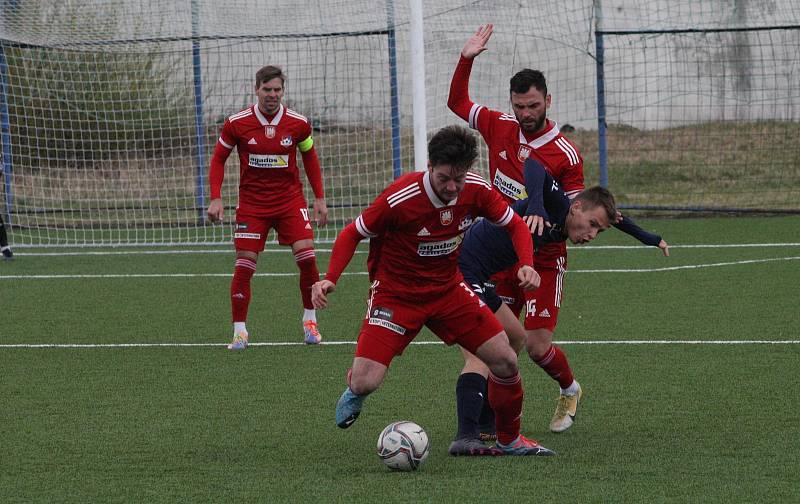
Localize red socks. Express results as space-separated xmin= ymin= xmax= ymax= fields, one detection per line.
xmin=230 ymin=248 xmax=319 ymax=322
xmin=231 ymin=257 xmax=256 ymax=322
xmin=294 ymin=247 xmax=319 ymax=310
xmin=488 ymin=372 xmax=523 ymax=445
xmin=534 ymin=344 xmax=574 ymax=389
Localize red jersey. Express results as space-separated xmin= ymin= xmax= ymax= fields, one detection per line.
xmin=211 ymin=104 xmax=319 ymax=216
xmin=448 ymin=56 xmax=585 ymax=261
xmin=449 ymin=57 xmax=584 ymax=203
xmin=353 ymin=171 xmax=521 ymax=296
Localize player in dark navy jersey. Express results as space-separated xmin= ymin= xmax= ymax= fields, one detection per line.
xmin=449 ymin=158 xmax=667 ymax=455
xmin=460 ymin=159 xmax=663 ymax=291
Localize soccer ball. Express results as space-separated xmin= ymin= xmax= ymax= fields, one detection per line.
xmin=376 ymin=421 xmax=430 ymax=471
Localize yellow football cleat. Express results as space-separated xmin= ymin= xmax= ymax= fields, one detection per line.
xmin=550 ymin=382 xmax=582 ymax=433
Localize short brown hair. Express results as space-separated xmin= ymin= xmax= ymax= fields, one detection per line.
xmin=427 ymin=125 xmax=478 ymax=173
xmin=574 ymin=186 xmax=617 ymax=223
xmin=255 ymin=65 xmax=286 ymax=87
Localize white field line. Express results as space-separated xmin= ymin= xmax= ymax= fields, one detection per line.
xmin=1 ymin=340 xmax=798 ymax=349
xmin=11 ymin=242 xmax=800 ymax=256
xmin=3 ymin=256 xmax=800 ymax=280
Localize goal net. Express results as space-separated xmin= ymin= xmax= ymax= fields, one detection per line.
xmin=1 ymin=0 xmax=405 ymax=246
xmin=1 ymin=0 xmax=799 ymax=247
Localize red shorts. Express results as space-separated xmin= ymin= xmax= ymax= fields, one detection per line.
xmin=355 ymin=280 xmax=504 ymax=367
xmin=234 ymin=201 xmax=313 ymax=251
xmin=523 ymin=255 xmax=567 ymax=331
xmin=493 ymin=254 xmax=567 ymax=332
xmin=490 ymin=269 xmax=525 ymax=318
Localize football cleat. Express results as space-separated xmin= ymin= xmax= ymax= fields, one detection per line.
xmin=335 ymin=387 xmax=365 ymax=429
xmin=303 ymin=320 xmax=322 ymax=345
xmin=227 ymin=331 xmax=248 ymax=351
xmin=1 ymin=246 xmax=12 ymax=260
xmin=478 ymin=419 xmax=497 ymax=441
xmin=496 ymin=435 xmax=556 ymax=456
xmin=550 ymin=382 xmax=582 ymax=433
xmin=448 ymin=437 xmax=503 ymax=457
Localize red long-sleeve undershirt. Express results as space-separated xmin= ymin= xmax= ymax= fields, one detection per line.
xmin=506 ymin=212 xmax=534 ymax=272
xmin=300 ymin=146 xmax=324 ymax=199
xmin=447 ymin=55 xmax=476 ymax=121
xmin=208 ymin=142 xmax=229 ymax=200
xmin=323 ymin=222 xmax=363 ymax=285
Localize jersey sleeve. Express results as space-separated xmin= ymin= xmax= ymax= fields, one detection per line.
xmin=473 ymin=176 xmax=514 ymax=227
xmin=300 ymin=147 xmax=324 ymax=199
xmin=209 ymin=118 xmax=235 ymax=199
xmin=554 ymin=136 xmax=585 ymax=199
xmin=613 ymin=215 xmax=663 ymax=247
xmin=295 ymin=120 xmax=324 ymax=199
xmin=324 ymin=222 xmax=364 ymax=285
xmin=447 ymin=55 xmax=498 ymax=142
xmin=218 ymin=118 xmax=237 ymax=151
xmin=476 ymin=181 xmax=534 ymax=268
xmin=354 ymin=190 xmax=393 ymax=240
xmin=522 ymin=159 xmax=549 ymax=220
xmin=325 ymin=178 xmax=394 ymax=285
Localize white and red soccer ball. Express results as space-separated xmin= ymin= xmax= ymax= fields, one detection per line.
xmin=376 ymin=421 xmax=430 ymax=471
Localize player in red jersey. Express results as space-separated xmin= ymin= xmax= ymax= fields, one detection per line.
xmin=312 ymin=126 xmax=555 ymax=456
xmin=207 ymin=65 xmax=328 ymax=349
xmin=449 ymin=25 xmax=669 ymax=433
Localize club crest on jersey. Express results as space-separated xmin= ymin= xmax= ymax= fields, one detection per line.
xmin=517 ymin=145 xmax=532 ymax=161
xmin=439 ymin=209 xmax=453 ymax=226
xmin=280 ymin=135 xmax=293 ymax=147
xmin=265 ymin=125 xmax=276 ymax=138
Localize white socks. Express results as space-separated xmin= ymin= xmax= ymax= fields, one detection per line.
xmin=560 ymin=380 xmax=580 ymax=396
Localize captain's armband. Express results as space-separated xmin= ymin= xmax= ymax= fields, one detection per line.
xmin=298 ymin=136 xmax=314 ymax=152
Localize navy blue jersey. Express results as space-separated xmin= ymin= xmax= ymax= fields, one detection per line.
xmin=459 ymin=160 xmax=569 ymax=284
xmin=459 ymin=159 xmax=663 ymax=308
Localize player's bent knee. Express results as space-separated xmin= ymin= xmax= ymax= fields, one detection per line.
xmin=489 ymin=356 xmax=518 ymax=378
xmin=526 ymin=340 xmax=548 ymax=361
xmin=525 ymin=329 xmax=553 ymax=359
xmin=350 ymin=358 xmax=387 ymax=395
xmin=349 ymin=374 xmax=380 ymax=395
xmin=476 ymin=335 xmax=519 ymax=377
